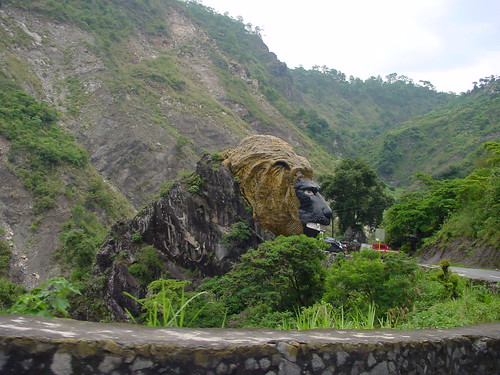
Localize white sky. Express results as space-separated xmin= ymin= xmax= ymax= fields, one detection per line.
xmin=199 ymin=0 xmax=499 ymax=93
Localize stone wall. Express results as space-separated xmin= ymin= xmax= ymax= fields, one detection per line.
xmin=0 ymin=315 xmax=498 ymax=375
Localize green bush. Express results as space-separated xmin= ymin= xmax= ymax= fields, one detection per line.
xmin=0 ymin=278 xmax=26 ymax=311
xmin=60 ymin=229 xmax=98 ymax=268
xmin=128 ymin=246 xmax=163 ymax=285
xmin=85 ymin=177 xmax=114 ymax=212
xmin=0 ymin=238 xmax=12 ymax=276
xmin=131 ymin=232 xmax=143 ymax=243
xmin=222 ymin=221 xmax=252 ymax=245
xmin=201 ymin=235 xmax=328 ymax=315
xmin=185 ymin=173 xmax=205 ymax=194
xmin=59 ymin=205 xmax=107 ymax=276
xmin=434 ymin=258 xmax=463 ymax=299
xmin=323 ymin=250 xmax=419 ymax=317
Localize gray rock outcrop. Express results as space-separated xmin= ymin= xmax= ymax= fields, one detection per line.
xmin=95 ymin=153 xmax=272 ymax=320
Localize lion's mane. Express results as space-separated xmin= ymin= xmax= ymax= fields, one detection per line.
xmin=222 ymin=135 xmax=313 ymax=236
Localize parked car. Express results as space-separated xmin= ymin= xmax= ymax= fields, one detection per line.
xmin=372 ymin=243 xmax=399 ymax=253
xmin=324 ymin=237 xmax=346 ymax=253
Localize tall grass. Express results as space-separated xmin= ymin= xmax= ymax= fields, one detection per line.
xmin=399 ymin=283 xmax=500 ymax=329
xmin=124 ymin=280 xmax=207 ymax=327
xmin=281 ymin=301 xmax=392 ymax=330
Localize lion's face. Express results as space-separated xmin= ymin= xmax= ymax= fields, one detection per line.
xmin=222 ymin=135 xmax=332 ymax=237
xmin=294 ymin=178 xmax=333 ymax=237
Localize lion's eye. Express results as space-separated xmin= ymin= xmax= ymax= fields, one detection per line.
xmin=304 ymin=189 xmax=315 ymax=196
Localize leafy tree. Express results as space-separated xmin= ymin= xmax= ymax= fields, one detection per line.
xmin=320 ymin=158 xmax=393 ymax=237
xmin=482 ymin=141 xmax=500 ymax=167
xmin=385 ymin=176 xmax=466 ymax=245
xmin=201 ymin=235 xmax=328 ymax=314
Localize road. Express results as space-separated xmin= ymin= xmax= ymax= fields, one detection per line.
xmin=421 ymin=264 xmax=500 ymax=282
xmin=449 ymin=266 xmax=500 ymax=282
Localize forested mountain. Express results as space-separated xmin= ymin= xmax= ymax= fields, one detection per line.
xmin=288 ymin=68 xmax=451 ymax=156
xmin=0 ymin=0 xmax=497 ymax=288
xmin=369 ymin=77 xmax=499 ymax=187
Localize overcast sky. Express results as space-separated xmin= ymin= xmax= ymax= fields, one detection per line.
xmin=199 ymin=0 xmax=499 ymax=94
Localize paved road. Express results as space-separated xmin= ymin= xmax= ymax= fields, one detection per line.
xmin=421 ymin=265 xmax=500 ymax=282
xmin=449 ymin=266 xmax=500 ymax=282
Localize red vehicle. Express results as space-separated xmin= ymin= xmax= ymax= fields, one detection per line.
xmin=372 ymin=243 xmax=399 ymax=253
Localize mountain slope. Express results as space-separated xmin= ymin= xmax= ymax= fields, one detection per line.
xmin=369 ymin=78 xmax=499 ymax=186
xmin=1 ymin=0 xmax=334 ymax=207
xmin=289 ymin=69 xmax=452 ymax=157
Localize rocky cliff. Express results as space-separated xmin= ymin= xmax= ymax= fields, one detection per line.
xmin=94 ymin=153 xmax=272 ymax=320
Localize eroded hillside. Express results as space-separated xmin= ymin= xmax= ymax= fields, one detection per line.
xmin=1 ymin=3 xmax=328 ymax=205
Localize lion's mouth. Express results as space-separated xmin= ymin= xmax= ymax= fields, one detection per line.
xmin=305 ymin=222 xmax=324 ymax=232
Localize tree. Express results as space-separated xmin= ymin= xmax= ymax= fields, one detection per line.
xmin=384 ymin=175 xmax=466 ymax=245
xmin=320 ymin=158 xmax=393 ymax=238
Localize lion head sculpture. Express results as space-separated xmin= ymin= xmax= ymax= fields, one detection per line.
xmin=222 ymin=135 xmax=332 ymax=236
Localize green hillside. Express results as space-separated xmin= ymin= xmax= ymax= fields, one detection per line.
xmin=288 ymin=68 xmax=452 ymax=156
xmin=385 ymin=141 xmax=499 ymax=268
xmin=369 ymin=77 xmax=499 ymax=187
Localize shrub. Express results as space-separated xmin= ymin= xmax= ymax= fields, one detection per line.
xmin=323 ymin=250 xmax=419 ymax=317
xmin=434 ymin=258 xmax=463 ymax=299
xmin=186 ymin=173 xmax=205 ymax=194
xmin=60 ymin=229 xmax=98 ymax=268
xmin=131 ymin=232 xmax=143 ymax=243
xmin=129 ymin=246 xmax=163 ymax=285
xmin=222 ymin=221 xmax=252 ymax=245
xmin=0 ymin=278 xmax=26 ymax=311
xmin=202 ymin=235 xmax=328 ymax=314
xmin=0 ymin=238 xmax=12 ymax=276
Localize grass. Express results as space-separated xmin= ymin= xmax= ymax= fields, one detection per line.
xmin=124 ymin=279 xmax=208 ymax=327
xmin=399 ymin=283 xmax=500 ymax=329
xmin=281 ymin=301 xmax=392 ymax=330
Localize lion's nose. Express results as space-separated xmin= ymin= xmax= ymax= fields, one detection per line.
xmin=323 ymin=206 xmax=333 ymax=219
